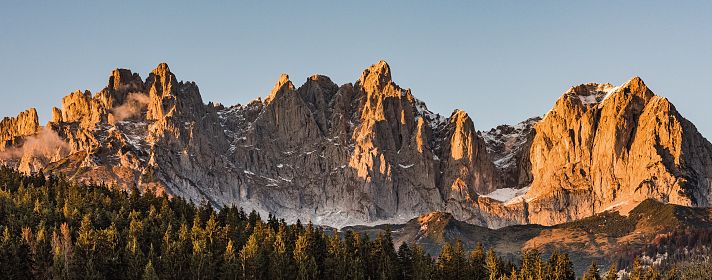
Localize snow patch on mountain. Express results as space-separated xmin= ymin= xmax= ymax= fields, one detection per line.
xmin=414 ymin=98 xmax=446 ymax=129
xmin=481 ymin=117 xmax=539 ymax=170
xmin=481 ymin=186 xmax=530 ymax=204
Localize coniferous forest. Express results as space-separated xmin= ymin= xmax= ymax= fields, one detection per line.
xmin=0 ymin=167 xmax=708 ymax=280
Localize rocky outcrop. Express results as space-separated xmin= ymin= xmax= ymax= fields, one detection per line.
xmin=1 ymin=63 xmax=711 ymax=230
xmin=522 ymin=77 xmax=712 ymax=225
xmin=0 ymin=108 xmax=39 ymax=151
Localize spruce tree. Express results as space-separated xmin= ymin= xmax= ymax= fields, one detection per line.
xmin=397 ymin=243 xmax=413 ymax=280
xmin=436 ymin=242 xmax=455 ymax=279
xmin=520 ymin=249 xmax=542 ymax=280
xmin=411 ymin=244 xmax=433 ymax=280
xmin=294 ymin=234 xmax=318 ymax=280
xmin=125 ymin=236 xmax=146 ymax=280
xmin=603 ymin=263 xmax=618 ymax=280
xmin=629 ymin=257 xmax=643 ymax=280
xmin=551 ymin=252 xmax=575 ymax=280
xmin=370 ymin=230 xmax=398 ymax=279
xmin=325 ymin=232 xmax=346 ymax=279
xmin=486 ymin=248 xmax=499 ymax=280
xmin=436 ymin=241 xmax=467 ymax=279
xmin=76 ymin=214 xmax=101 ymax=279
xmin=51 ymin=224 xmax=77 ymax=280
xmin=269 ymin=228 xmax=292 ymax=280
xmin=452 ymin=240 xmax=468 ymax=278
xmin=240 ymin=233 xmax=265 ymax=280
xmin=142 ymin=260 xmax=160 ymax=280
xmin=583 ymin=261 xmax=602 ymax=280
xmin=344 ymin=231 xmax=366 ymax=280
xmin=644 ymin=266 xmax=660 ymax=280
xmin=219 ymin=240 xmax=240 ymax=280
xmin=469 ymin=243 xmax=487 ymax=280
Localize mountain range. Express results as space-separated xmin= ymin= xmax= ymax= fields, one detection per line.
xmin=2 ymin=60 xmax=711 ymax=230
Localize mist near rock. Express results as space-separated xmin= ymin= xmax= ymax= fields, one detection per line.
xmin=112 ymin=93 xmax=149 ymax=121
xmin=0 ymin=126 xmax=69 ymax=160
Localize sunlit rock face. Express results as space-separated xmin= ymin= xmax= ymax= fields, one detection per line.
xmin=0 ymin=108 xmax=39 ymax=150
xmin=1 ymin=61 xmax=711 ymax=229
xmin=521 ymin=77 xmax=712 ymax=225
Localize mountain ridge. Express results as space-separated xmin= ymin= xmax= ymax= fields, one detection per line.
xmin=1 ymin=60 xmax=711 ymax=230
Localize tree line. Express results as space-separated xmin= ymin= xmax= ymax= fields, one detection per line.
xmin=0 ymin=167 xmax=688 ymax=279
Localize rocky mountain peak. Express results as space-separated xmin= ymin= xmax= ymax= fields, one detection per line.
xmin=524 ymin=76 xmax=712 ymax=225
xmin=617 ymin=76 xmax=653 ymax=100
xmin=109 ymin=68 xmax=142 ymax=91
xmin=0 ymin=108 xmax=39 ymax=150
xmin=61 ymin=90 xmax=92 ymax=123
xmin=265 ymin=73 xmax=295 ymax=104
xmin=147 ymin=63 xmax=176 ymax=96
xmin=304 ymin=74 xmax=336 ymax=91
xmin=357 ymin=60 xmax=393 ymax=94
xmin=449 ymin=109 xmax=472 ymax=127
xmin=152 ymin=62 xmax=171 ymax=77
xmin=564 ymin=83 xmax=616 ymax=105
xmin=50 ymin=107 xmax=62 ymax=123
xmin=145 ymin=63 xmax=205 ymax=120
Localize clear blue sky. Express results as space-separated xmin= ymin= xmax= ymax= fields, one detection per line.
xmin=1 ymin=1 xmax=711 ymax=136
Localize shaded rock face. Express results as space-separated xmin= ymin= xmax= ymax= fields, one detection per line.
xmin=481 ymin=117 xmax=540 ymax=189
xmin=1 ymin=62 xmax=711 ymax=229
xmin=522 ymin=77 xmax=712 ymax=225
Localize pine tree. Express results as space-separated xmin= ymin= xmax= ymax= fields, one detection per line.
xmin=191 ymin=214 xmax=212 ymax=280
xmin=583 ymin=261 xmax=602 ymax=280
xmin=142 ymin=260 xmax=160 ymax=280
xmin=630 ymin=257 xmax=644 ymax=280
xmin=469 ymin=243 xmax=487 ymax=280
xmin=269 ymin=227 xmax=292 ymax=280
xmin=125 ymin=235 xmax=146 ymax=279
xmin=397 ymin=243 xmax=413 ymax=280
xmin=325 ymin=232 xmax=346 ymax=279
xmin=486 ymin=248 xmax=499 ymax=280
xmin=370 ymin=230 xmax=398 ymax=279
xmin=520 ymin=249 xmax=542 ymax=280
xmin=436 ymin=242 xmax=467 ymax=279
xmin=509 ymin=266 xmax=518 ymax=280
xmin=240 ymin=233 xmax=265 ymax=280
xmin=411 ymin=244 xmax=433 ymax=280
xmin=219 ymin=240 xmax=240 ymax=280
xmin=551 ymin=252 xmax=575 ymax=280
xmin=344 ymin=231 xmax=366 ymax=280
xmin=76 ymin=214 xmax=101 ymax=279
xmin=643 ymin=266 xmax=660 ymax=280
xmin=294 ymin=234 xmax=318 ymax=280
xmin=1 ymin=227 xmax=33 ymax=279
xmin=97 ymin=223 xmax=122 ymax=278
xmin=603 ymin=262 xmax=618 ymax=280
xmin=51 ymin=223 xmax=76 ymax=280
xmin=32 ymin=225 xmax=52 ymax=279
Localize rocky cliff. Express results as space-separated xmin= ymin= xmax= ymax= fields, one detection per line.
xmin=0 ymin=108 xmax=39 ymax=150
xmin=521 ymin=78 xmax=712 ymax=225
xmin=1 ymin=62 xmax=711 ymax=229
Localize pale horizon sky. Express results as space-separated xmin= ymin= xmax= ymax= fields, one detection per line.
xmin=1 ymin=1 xmax=711 ymax=136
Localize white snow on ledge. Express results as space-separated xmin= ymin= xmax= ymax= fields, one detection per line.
xmin=398 ymin=163 xmax=415 ymax=169
xmin=480 ymin=186 xmax=530 ymax=204
xmin=603 ymin=200 xmax=629 ymax=212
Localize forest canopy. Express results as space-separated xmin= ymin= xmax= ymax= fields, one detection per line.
xmin=0 ymin=167 xmax=695 ymax=279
